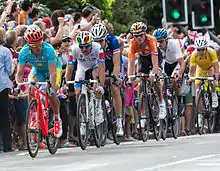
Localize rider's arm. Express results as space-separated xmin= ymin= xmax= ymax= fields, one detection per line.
xmin=177 ymin=58 xmax=185 ymax=76
xmin=150 ymin=38 xmax=159 ymax=74
xmin=16 ymin=50 xmax=26 ymax=84
xmin=65 ymin=49 xmax=76 ymax=81
xmin=189 ymin=53 xmax=197 ymax=77
xmin=128 ymin=40 xmax=136 ymax=78
xmin=48 ymin=62 xmax=57 ymax=89
xmin=16 ymin=64 xmax=25 ymax=84
xmin=112 ymin=37 xmax=121 ymax=78
xmin=98 ymin=47 xmax=105 ymax=86
xmin=212 ymin=62 xmax=219 ymax=77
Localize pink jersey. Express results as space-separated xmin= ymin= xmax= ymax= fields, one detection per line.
xmin=124 ymin=83 xmax=134 ymax=107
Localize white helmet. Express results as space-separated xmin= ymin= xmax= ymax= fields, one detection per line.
xmin=91 ymin=23 xmax=108 ymax=41
xmin=194 ymin=36 xmax=208 ymax=49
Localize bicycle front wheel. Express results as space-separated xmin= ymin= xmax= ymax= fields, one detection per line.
xmin=196 ymin=90 xmax=206 ymax=135
xmin=138 ymin=93 xmax=150 ymax=142
xmin=46 ymin=107 xmax=59 ymax=155
xmin=94 ymin=100 xmax=108 ymax=147
xmin=76 ymin=94 xmax=89 ymax=150
xmin=26 ymin=99 xmax=41 ymax=158
xmin=171 ymin=97 xmax=180 ymax=139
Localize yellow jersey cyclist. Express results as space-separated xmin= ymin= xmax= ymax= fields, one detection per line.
xmin=127 ymin=22 xmax=167 ymax=122
xmin=190 ymin=36 xmax=220 ymax=108
xmin=16 ymin=25 xmax=63 ymax=138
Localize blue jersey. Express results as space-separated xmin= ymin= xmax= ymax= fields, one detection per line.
xmin=104 ymin=34 xmax=123 ymax=75
xmin=18 ymin=42 xmax=62 ymax=73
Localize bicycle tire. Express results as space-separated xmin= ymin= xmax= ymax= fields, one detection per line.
xmin=138 ymin=93 xmax=150 ymax=142
xmin=171 ymin=97 xmax=180 ymax=139
xmin=150 ymin=91 xmax=162 ymax=141
xmin=207 ymin=94 xmax=217 ymax=133
xmin=161 ymin=117 xmax=168 ymax=140
xmin=46 ymin=107 xmax=59 ymax=155
xmin=76 ymin=94 xmax=89 ymax=150
xmin=196 ymin=90 xmax=206 ymax=135
xmin=26 ymin=99 xmax=41 ymax=158
xmin=100 ymin=100 xmax=108 ymax=146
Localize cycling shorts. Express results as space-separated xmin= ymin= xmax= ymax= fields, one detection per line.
xmin=28 ymin=67 xmax=62 ymax=87
xmin=74 ymin=64 xmax=98 ymax=89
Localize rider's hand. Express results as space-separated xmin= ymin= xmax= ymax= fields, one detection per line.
xmin=61 ymin=84 xmax=69 ymax=94
xmin=96 ymin=86 xmax=105 ymax=95
xmin=175 ymin=73 xmax=182 ymax=81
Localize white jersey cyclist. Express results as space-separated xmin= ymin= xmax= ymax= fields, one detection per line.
xmin=68 ymin=42 xmax=105 ymax=84
xmin=153 ymin=28 xmax=185 ymax=77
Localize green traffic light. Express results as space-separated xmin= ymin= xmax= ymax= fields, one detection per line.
xmin=201 ymin=16 xmax=208 ymax=23
xmin=171 ymin=10 xmax=180 ymax=20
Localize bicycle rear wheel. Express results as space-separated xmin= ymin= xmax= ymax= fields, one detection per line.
xmin=94 ymin=100 xmax=108 ymax=147
xmin=138 ymin=93 xmax=150 ymax=142
xmin=150 ymin=92 xmax=162 ymax=141
xmin=171 ymin=97 xmax=180 ymax=139
xmin=77 ymin=94 xmax=89 ymax=150
xmin=207 ymin=94 xmax=217 ymax=133
xmin=26 ymin=99 xmax=41 ymax=158
xmin=196 ymin=91 xmax=206 ymax=135
xmin=46 ymin=107 xmax=59 ymax=155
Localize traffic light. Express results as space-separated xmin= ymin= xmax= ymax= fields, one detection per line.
xmin=162 ymin=0 xmax=188 ymax=25
xmin=191 ymin=0 xmax=215 ymax=29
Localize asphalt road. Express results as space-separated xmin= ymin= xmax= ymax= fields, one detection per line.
xmin=1 ymin=134 xmax=220 ymax=171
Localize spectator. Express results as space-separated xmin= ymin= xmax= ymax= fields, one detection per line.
xmin=80 ymin=6 xmax=99 ymax=31
xmin=49 ymin=10 xmax=65 ymax=45
xmin=26 ymin=7 xmax=40 ymax=25
xmin=16 ymin=0 xmax=33 ymax=25
xmin=0 ymin=28 xmax=13 ymax=152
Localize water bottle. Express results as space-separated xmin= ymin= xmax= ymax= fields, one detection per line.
xmin=105 ymin=100 xmax=111 ymax=113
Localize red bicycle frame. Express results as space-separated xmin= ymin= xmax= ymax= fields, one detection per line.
xmin=31 ymin=85 xmax=52 ymax=137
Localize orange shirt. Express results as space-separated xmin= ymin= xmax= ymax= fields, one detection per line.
xmin=16 ymin=10 xmax=28 ymax=25
xmin=128 ymin=34 xmax=158 ymax=59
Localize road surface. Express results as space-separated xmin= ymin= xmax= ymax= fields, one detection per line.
xmin=1 ymin=134 xmax=220 ymax=171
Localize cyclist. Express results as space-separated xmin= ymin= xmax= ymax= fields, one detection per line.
xmin=65 ymin=31 xmax=105 ymax=124
xmin=189 ymin=36 xmax=219 ymax=108
xmin=15 ymin=25 xmax=63 ymax=138
xmin=91 ymin=23 xmax=124 ymax=136
xmin=127 ymin=22 xmax=166 ymax=123
xmin=153 ymin=28 xmax=185 ymax=115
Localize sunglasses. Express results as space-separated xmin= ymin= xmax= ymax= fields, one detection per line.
xmin=197 ymin=48 xmax=206 ymax=51
xmin=79 ymin=43 xmax=91 ymax=49
xmin=133 ymin=33 xmax=144 ymax=38
xmin=28 ymin=42 xmax=42 ymax=49
xmin=94 ymin=39 xmax=105 ymax=43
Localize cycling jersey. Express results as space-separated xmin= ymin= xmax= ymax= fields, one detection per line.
xmin=18 ymin=42 xmax=62 ymax=71
xmin=18 ymin=42 xmax=62 ymax=86
xmin=68 ymin=42 xmax=105 ymax=88
xmin=190 ymin=48 xmax=218 ymax=71
xmin=128 ymin=34 xmax=158 ymax=59
xmin=161 ymin=39 xmax=183 ymax=65
xmin=68 ymin=42 xmax=105 ymax=70
xmin=104 ymin=34 xmax=123 ymax=76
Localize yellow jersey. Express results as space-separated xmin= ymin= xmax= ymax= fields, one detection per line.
xmin=190 ymin=48 xmax=218 ymax=71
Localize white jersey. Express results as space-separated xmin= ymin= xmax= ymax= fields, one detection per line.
xmin=161 ymin=39 xmax=183 ymax=64
xmin=68 ymin=42 xmax=104 ymax=71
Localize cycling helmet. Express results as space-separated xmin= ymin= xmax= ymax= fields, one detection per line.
xmin=24 ymin=25 xmax=43 ymax=44
xmin=130 ymin=22 xmax=147 ymax=35
xmin=152 ymin=28 xmax=168 ymax=40
xmin=194 ymin=36 xmax=208 ymax=49
xmin=186 ymin=45 xmax=196 ymax=54
xmin=76 ymin=31 xmax=93 ymax=45
xmin=91 ymin=23 xmax=108 ymax=40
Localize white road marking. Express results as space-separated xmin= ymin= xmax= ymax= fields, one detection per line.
xmin=136 ymin=154 xmax=220 ymax=171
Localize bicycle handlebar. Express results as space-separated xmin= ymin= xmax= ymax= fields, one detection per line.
xmin=189 ymin=77 xmax=215 ymax=81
